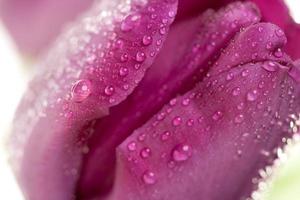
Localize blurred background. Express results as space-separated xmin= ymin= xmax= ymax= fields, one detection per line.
xmin=0 ymin=0 xmax=299 ymax=199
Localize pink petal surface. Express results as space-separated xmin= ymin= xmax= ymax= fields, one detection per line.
xmin=9 ymin=0 xmax=178 ymax=199
xmin=113 ymin=23 xmax=300 ymax=200
xmin=78 ymin=2 xmax=260 ymax=199
xmin=250 ymin=0 xmax=300 ymax=59
xmin=7 ymin=1 xmax=300 ymax=200
xmin=0 ymin=0 xmax=94 ymax=56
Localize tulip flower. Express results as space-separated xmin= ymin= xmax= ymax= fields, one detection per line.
xmin=4 ymin=0 xmax=300 ymax=200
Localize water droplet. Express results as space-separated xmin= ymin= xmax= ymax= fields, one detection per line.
xmin=161 ymin=131 xmax=171 ymax=141
xmin=159 ymin=27 xmax=167 ymax=35
xmin=234 ymin=114 xmax=244 ymax=123
xmin=168 ymin=10 xmax=175 ymax=17
xmin=138 ymin=133 xmax=146 ymax=142
xmin=127 ymin=141 xmax=137 ymax=151
xmin=142 ymin=35 xmax=153 ymax=46
xmin=120 ymin=53 xmax=129 ymax=62
xmin=226 ymin=73 xmax=234 ymax=81
xmin=172 ymin=144 xmax=192 ymax=162
xmin=182 ymin=98 xmax=190 ymax=106
xmin=275 ymin=29 xmax=284 ymax=37
xmin=262 ymin=61 xmax=278 ymax=72
xmin=140 ymin=148 xmax=151 ymax=158
xmin=212 ymin=111 xmax=223 ymax=121
xmin=232 ymin=87 xmax=241 ymax=96
xmin=266 ymin=42 xmax=272 ymax=50
xmin=142 ymin=170 xmax=156 ymax=185
xmin=71 ymin=79 xmax=92 ymax=102
xmin=104 ymin=85 xmax=115 ymax=96
xmin=247 ymin=90 xmax=258 ymax=101
xmin=119 ymin=67 xmax=129 ymax=77
xmin=172 ymin=116 xmax=182 ymax=126
xmin=121 ymin=14 xmax=141 ymax=32
xmin=169 ymin=98 xmax=177 ymax=106
xmin=157 ymin=112 xmax=166 ymax=121
xmin=274 ymin=48 xmax=283 ymax=58
xmin=237 ymin=102 xmax=245 ymax=110
xmin=136 ymin=51 xmax=146 ymax=62
xmin=241 ymin=69 xmax=249 ymax=77
xmin=187 ymin=119 xmax=194 ymax=127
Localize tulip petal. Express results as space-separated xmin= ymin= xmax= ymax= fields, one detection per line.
xmin=250 ymin=0 xmax=300 ymax=59
xmin=78 ymin=2 xmax=260 ymax=199
xmin=9 ymin=0 xmax=178 ymax=199
xmin=112 ymin=23 xmax=300 ymax=200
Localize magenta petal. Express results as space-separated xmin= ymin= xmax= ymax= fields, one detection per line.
xmin=9 ymin=0 xmax=178 ymax=199
xmin=111 ymin=24 xmax=300 ymax=200
xmin=0 ymin=0 xmax=94 ymax=55
xmin=250 ymin=0 xmax=300 ymax=59
xmin=78 ymin=2 xmax=260 ymax=198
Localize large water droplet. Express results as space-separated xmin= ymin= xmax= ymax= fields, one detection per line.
xmin=121 ymin=14 xmax=141 ymax=32
xmin=142 ymin=170 xmax=156 ymax=185
xmin=71 ymin=79 xmax=92 ymax=102
xmin=172 ymin=144 xmax=192 ymax=162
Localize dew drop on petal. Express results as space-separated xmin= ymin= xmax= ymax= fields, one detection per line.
xmin=232 ymin=87 xmax=241 ymax=96
xmin=71 ymin=79 xmax=92 ymax=102
xmin=121 ymin=14 xmax=141 ymax=32
xmin=172 ymin=116 xmax=182 ymax=126
xmin=161 ymin=131 xmax=171 ymax=141
xmin=140 ymin=147 xmax=151 ymax=158
xmin=127 ymin=141 xmax=137 ymax=151
xmin=241 ymin=69 xmax=249 ymax=77
xmin=119 ymin=67 xmax=129 ymax=77
xmin=275 ymin=29 xmax=284 ymax=37
xmin=234 ymin=114 xmax=244 ymax=124
xmin=182 ymin=98 xmax=190 ymax=106
xmin=136 ymin=51 xmax=146 ymax=62
xmin=212 ymin=111 xmax=223 ymax=121
xmin=142 ymin=35 xmax=153 ymax=46
xmin=142 ymin=170 xmax=156 ymax=185
xmin=104 ymin=85 xmax=115 ymax=96
xmin=274 ymin=48 xmax=283 ymax=58
xmin=172 ymin=144 xmax=192 ymax=162
xmin=262 ymin=61 xmax=278 ymax=72
xmin=187 ymin=119 xmax=194 ymax=127
xmin=247 ymin=89 xmax=258 ymax=102
xmin=120 ymin=53 xmax=129 ymax=62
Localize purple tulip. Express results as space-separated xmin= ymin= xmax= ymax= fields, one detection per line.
xmin=5 ymin=0 xmax=300 ymax=200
